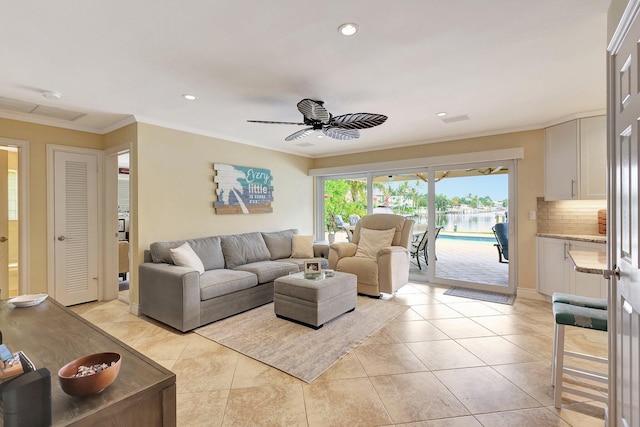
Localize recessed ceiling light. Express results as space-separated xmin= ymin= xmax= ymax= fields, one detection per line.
xmin=42 ymin=91 xmax=62 ymax=100
xmin=436 ymin=112 xmax=447 ymax=117
xmin=182 ymin=94 xmax=197 ymax=101
xmin=338 ymin=23 xmax=358 ymax=36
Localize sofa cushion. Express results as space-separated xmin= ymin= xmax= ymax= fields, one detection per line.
xmin=355 ymin=228 xmax=395 ymax=258
xmin=262 ymin=229 xmax=297 ymax=260
xmin=169 ymin=242 xmax=205 ymax=274
xmin=234 ymin=261 xmax=299 ymax=284
xmin=277 ymin=257 xmax=329 ymax=270
xmin=291 ymin=234 xmax=314 ymax=258
xmin=221 ymin=232 xmax=271 ymax=269
xmin=199 ymin=269 xmax=258 ymax=301
xmin=150 ymin=236 xmax=225 ymax=270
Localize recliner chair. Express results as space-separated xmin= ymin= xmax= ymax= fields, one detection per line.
xmin=329 ymin=214 xmax=414 ymax=296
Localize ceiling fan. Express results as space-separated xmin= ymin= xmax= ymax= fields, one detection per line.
xmin=248 ymin=98 xmax=388 ymax=141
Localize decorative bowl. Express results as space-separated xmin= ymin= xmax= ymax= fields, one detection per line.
xmin=7 ymin=293 xmax=48 ymax=307
xmin=58 ymin=352 xmax=121 ymax=397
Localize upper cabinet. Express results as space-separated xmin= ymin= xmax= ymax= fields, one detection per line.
xmin=544 ymin=115 xmax=606 ymax=200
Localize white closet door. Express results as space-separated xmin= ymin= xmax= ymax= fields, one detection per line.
xmin=54 ymin=151 xmax=99 ymax=306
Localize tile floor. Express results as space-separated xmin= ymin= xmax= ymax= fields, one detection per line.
xmin=72 ymin=283 xmax=607 ymax=427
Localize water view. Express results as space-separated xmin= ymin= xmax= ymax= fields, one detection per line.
xmin=434 ymin=212 xmax=507 ymax=234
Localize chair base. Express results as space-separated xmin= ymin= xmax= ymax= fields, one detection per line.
xmin=551 ymin=296 xmax=608 ymax=408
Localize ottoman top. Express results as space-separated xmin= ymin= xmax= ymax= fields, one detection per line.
xmin=275 ymin=271 xmax=357 ymax=302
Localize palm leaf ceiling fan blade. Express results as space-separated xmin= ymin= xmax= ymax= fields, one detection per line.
xmin=247 ymin=120 xmax=306 ymax=125
xmin=323 ymin=127 xmax=359 ymax=140
xmin=297 ymin=98 xmax=330 ymax=123
xmin=285 ymin=128 xmax=316 ymax=141
xmin=330 ymin=113 xmax=388 ymax=129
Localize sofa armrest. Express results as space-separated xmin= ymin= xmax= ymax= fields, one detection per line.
xmin=313 ymin=242 xmax=330 ymax=259
xmin=139 ymin=263 xmax=201 ymax=332
xmin=328 ymin=242 xmax=358 ymax=269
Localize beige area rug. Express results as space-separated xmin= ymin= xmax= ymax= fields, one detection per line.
xmin=194 ymin=296 xmax=408 ymax=383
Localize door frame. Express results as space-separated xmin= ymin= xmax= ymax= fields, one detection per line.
xmin=313 ymin=152 xmax=520 ymax=295
xmin=0 ymin=137 xmax=29 ymax=295
xmin=104 ymin=143 xmax=130 ymax=303
xmin=428 ymin=159 xmax=517 ymax=294
xmin=46 ymin=144 xmax=103 ymax=300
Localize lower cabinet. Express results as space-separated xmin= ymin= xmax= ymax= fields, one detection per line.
xmin=537 ymin=237 xmax=606 ymax=299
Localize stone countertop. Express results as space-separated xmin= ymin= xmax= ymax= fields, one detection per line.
xmin=568 ymin=250 xmax=607 ymax=275
xmin=537 ymin=233 xmax=606 ymax=244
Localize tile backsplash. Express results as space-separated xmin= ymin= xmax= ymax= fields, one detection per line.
xmin=537 ymin=197 xmax=607 ymax=235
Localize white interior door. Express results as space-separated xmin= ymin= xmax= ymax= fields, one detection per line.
xmin=53 ymin=150 xmax=99 ymax=306
xmin=609 ymin=3 xmax=640 ymax=425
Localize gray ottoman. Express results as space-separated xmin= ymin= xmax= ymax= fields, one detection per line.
xmin=274 ymin=271 xmax=357 ymax=329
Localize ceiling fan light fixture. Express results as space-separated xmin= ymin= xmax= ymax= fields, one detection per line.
xmin=338 ymin=23 xmax=358 ymax=36
xmin=436 ymin=112 xmax=447 ymax=117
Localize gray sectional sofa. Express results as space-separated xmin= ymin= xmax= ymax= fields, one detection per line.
xmin=139 ymin=229 xmax=329 ymax=332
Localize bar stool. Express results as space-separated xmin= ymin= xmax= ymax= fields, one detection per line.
xmin=551 ymin=292 xmax=608 ymax=408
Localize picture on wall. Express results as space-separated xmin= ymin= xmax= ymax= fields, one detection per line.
xmin=213 ymin=163 xmax=274 ymax=214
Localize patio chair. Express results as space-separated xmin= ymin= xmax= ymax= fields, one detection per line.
xmin=342 ymin=225 xmax=354 ymax=242
xmin=410 ymin=227 xmax=442 ymax=269
xmin=410 ymin=231 xmax=428 ymax=270
xmin=492 ymin=222 xmax=509 ymax=263
xmin=349 ymin=214 xmax=361 ymax=226
xmin=334 ymin=215 xmax=346 ymax=227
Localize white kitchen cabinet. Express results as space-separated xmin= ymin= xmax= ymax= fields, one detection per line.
xmin=537 ymin=237 xmax=606 ymax=298
xmin=537 ymin=237 xmax=571 ymax=296
xmin=544 ymin=115 xmax=606 ymax=200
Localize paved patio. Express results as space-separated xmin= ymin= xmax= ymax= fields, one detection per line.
xmin=331 ymin=230 xmax=509 ymax=287
xmin=409 ymin=235 xmax=509 ymax=286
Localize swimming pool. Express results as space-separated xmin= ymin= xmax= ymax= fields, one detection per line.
xmin=439 ymin=234 xmax=495 ymax=243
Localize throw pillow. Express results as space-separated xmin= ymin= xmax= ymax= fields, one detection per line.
xmin=169 ymin=242 xmax=205 ymax=274
xmin=291 ymin=234 xmax=314 ymax=258
xmin=355 ymin=228 xmax=396 ymax=258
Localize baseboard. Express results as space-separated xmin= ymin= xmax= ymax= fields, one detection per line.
xmin=129 ymin=302 xmax=141 ymax=316
xmin=517 ymin=287 xmax=549 ymax=301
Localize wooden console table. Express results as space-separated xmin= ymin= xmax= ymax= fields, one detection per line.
xmin=0 ymin=297 xmax=176 ymax=426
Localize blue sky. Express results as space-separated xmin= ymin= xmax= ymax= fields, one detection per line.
xmin=435 ymin=175 xmax=508 ymax=201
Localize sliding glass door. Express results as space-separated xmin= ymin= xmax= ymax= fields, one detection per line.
xmin=322 ymin=176 xmax=367 ymax=243
xmin=316 ymin=159 xmax=515 ymax=294
xmin=430 ymin=162 xmax=512 ymax=292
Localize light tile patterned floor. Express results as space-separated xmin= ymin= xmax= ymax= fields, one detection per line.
xmin=74 ymin=283 xmax=607 ymax=426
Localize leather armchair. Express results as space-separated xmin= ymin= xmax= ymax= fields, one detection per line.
xmin=329 ymin=214 xmax=414 ymax=296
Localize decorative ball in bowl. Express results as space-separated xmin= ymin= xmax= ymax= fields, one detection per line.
xmin=58 ymin=352 xmax=121 ymax=397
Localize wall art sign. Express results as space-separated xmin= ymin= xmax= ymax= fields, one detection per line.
xmin=213 ymin=163 xmax=273 ymax=214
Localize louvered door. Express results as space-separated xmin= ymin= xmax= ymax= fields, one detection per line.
xmin=54 ymin=151 xmax=99 ymax=306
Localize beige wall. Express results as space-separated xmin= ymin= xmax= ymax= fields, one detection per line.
xmin=0 ymin=118 xmax=103 ymax=293
xmin=133 ymin=123 xmax=315 ymax=303
xmin=1 ymin=115 xmax=545 ymax=299
xmin=103 ymin=122 xmax=137 ymax=150
xmin=311 ymin=130 xmax=545 ymax=292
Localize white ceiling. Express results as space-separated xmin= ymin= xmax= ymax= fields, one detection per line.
xmin=1 ymin=1 xmax=610 ymax=158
